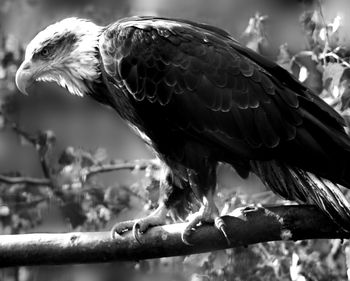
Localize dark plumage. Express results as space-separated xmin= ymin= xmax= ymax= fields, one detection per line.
xmin=16 ymin=16 xmax=350 ymax=242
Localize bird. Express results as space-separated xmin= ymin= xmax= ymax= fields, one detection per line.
xmin=16 ymin=16 xmax=350 ymax=244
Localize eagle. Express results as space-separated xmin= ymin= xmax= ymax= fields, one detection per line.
xmin=16 ymin=16 xmax=350 ymax=244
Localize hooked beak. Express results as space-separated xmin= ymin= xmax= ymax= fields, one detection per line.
xmin=15 ymin=60 xmax=34 ymax=95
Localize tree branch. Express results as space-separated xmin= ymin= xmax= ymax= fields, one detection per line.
xmin=83 ymin=159 xmax=159 ymax=180
xmin=0 ymin=205 xmax=348 ymax=268
xmin=0 ymin=159 xmax=158 ymax=186
xmin=3 ymin=118 xmax=55 ymax=186
xmin=0 ymin=174 xmax=50 ymax=185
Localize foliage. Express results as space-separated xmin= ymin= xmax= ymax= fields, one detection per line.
xmin=1 ymin=1 xmax=350 ymax=281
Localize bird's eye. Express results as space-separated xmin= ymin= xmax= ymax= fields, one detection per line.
xmin=39 ymin=47 xmax=51 ymax=58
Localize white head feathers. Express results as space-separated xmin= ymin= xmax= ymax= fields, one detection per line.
xmin=26 ymin=18 xmax=103 ymax=96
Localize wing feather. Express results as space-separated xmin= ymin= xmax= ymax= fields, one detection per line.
xmin=99 ymin=16 xmax=350 ymax=180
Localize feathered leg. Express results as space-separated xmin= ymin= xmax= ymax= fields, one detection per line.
xmin=182 ymin=164 xmax=230 ymax=245
xmin=111 ymin=165 xmax=188 ymax=242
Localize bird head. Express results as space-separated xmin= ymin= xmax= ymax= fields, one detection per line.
xmin=15 ymin=18 xmax=103 ymax=97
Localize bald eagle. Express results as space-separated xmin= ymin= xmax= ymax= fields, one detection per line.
xmin=16 ymin=16 xmax=350 ymax=244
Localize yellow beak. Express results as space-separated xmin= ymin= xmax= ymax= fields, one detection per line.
xmin=15 ymin=60 xmax=34 ymax=95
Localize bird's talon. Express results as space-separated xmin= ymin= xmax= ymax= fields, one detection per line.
xmin=110 ymin=225 xmax=126 ymax=239
xmin=214 ymin=217 xmax=231 ymax=245
xmin=110 ymin=228 xmax=118 ymax=240
xmin=110 ymin=220 xmax=136 ymax=240
xmin=132 ymin=222 xmax=142 ymax=244
xmin=181 ymin=229 xmax=194 ymax=246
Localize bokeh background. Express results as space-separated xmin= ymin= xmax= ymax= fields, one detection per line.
xmin=1 ymin=0 xmax=350 ymax=280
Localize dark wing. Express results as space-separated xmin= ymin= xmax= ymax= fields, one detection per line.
xmin=99 ymin=16 xmax=350 ymax=184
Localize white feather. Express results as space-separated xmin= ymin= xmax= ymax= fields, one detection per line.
xmin=27 ymin=18 xmax=103 ymax=96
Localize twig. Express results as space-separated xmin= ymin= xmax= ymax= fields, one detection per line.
xmin=83 ymin=159 xmax=160 ymax=180
xmin=7 ymin=120 xmax=36 ymax=146
xmin=323 ymin=52 xmax=350 ymax=68
xmin=39 ymin=153 xmax=51 ymax=180
xmin=316 ymin=0 xmax=330 ymax=66
xmin=5 ymin=117 xmax=56 ymax=181
xmin=329 ymin=96 xmax=341 ymax=108
xmin=344 ymin=242 xmax=350 ymax=281
xmin=0 ymin=205 xmax=348 ymax=268
xmin=0 ymin=175 xmax=50 ymax=185
xmin=0 ymin=159 xmax=159 ymax=188
xmin=35 ymin=130 xmax=56 ymax=182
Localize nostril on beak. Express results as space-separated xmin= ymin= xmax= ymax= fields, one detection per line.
xmin=22 ymin=63 xmax=31 ymax=71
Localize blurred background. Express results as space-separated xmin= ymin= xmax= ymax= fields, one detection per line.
xmin=1 ymin=0 xmax=350 ymax=280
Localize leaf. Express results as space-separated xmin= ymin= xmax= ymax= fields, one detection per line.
xmin=339 ymin=68 xmax=350 ymax=111
xmin=86 ymin=186 xmax=105 ymax=204
xmin=323 ymin=63 xmax=345 ymax=98
xmin=319 ymin=26 xmax=330 ymax=42
xmin=57 ymin=163 xmax=83 ymax=188
xmin=79 ymin=150 xmax=95 ymax=167
xmin=97 ymin=205 xmax=111 ymax=222
xmin=19 ymin=135 xmax=33 ymax=147
xmin=0 ymin=115 xmax=5 ymax=130
xmin=184 ymin=252 xmax=211 ymax=267
xmin=242 ymin=13 xmax=270 ymax=55
xmin=93 ymin=147 xmax=107 ymax=163
xmin=211 ymin=250 xmax=229 ymax=271
xmin=0 ymin=66 xmax=5 ymax=79
xmin=277 ymin=44 xmax=292 ymax=72
xmin=290 ymin=252 xmax=307 ymax=281
xmin=298 ymin=66 xmax=308 ymax=83
xmin=61 ymin=201 xmax=86 ymax=228
xmin=291 ymin=51 xmax=322 ymax=94
xmin=0 ymin=205 xmax=10 ymax=216
xmin=104 ymin=185 xmax=130 ymax=213
xmin=300 ymin=10 xmax=324 ymax=48
xmin=330 ymin=15 xmax=342 ymax=34
xmin=190 ymin=274 xmax=210 ymax=281
xmin=58 ymin=146 xmax=76 ymax=165
xmin=37 ymin=130 xmax=56 ymax=147
xmin=322 ymin=15 xmax=346 ymax=49
xmin=145 ymin=178 xmax=160 ymax=204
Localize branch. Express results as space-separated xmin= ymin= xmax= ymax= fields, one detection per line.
xmin=0 ymin=174 xmax=50 ymax=185
xmin=5 ymin=115 xmax=57 ymax=177
xmin=7 ymin=119 xmax=37 ymax=146
xmin=0 ymin=159 xmax=158 ymax=187
xmin=0 ymin=205 xmax=348 ymax=268
xmin=83 ymin=159 xmax=159 ymax=180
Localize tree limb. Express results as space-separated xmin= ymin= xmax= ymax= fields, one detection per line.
xmin=3 ymin=118 xmax=55 ymax=186
xmin=0 ymin=175 xmax=50 ymax=185
xmin=0 ymin=205 xmax=348 ymax=268
xmin=83 ymin=159 xmax=159 ymax=180
xmin=0 ymin=159 xmax=158 ymax=186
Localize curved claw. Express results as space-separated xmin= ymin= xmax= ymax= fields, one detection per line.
xmin=214 ymin=217 xmax=230 ymax=245
xmin=181 ymin=216 xmax=231 ymax=246
xmin=181 ymin=216 xmax=203 ymax=245
xmin=110 ymin=219 xmax=144 ymax=244
xmin=110 ymin=220 xmax=137 ymax=239
xmin=181 ymin=231 xmax=194 ymax=246
xmin=132 ymin=222 xmax=142 ymax=244
xmin=110 ymin=226 xmax=118 ymax=240
xmin=110 ymin=204 xmax=168 ymax=242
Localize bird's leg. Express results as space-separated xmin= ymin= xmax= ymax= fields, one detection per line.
xmin=111 ymin=165 xmax=182 ymax=242
xmin=182 ymin=166 xmax=229 ymax=245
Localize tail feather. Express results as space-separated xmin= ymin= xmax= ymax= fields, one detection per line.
xmin=251 ymin=160 xmax=350 ymax=231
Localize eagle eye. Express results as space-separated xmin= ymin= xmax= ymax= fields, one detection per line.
xmin=38 ymin=46 xmax=53 ymax=58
